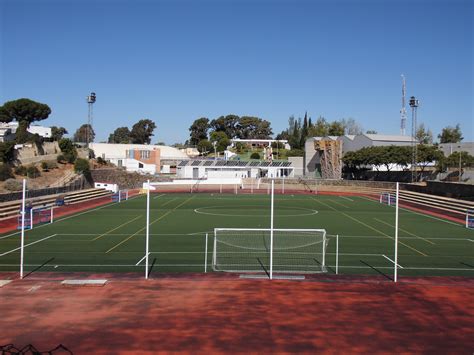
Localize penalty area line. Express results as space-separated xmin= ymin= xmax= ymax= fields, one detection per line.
xmin=382 ymin=254 xmax=404 ymax=268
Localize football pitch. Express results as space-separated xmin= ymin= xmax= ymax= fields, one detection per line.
xmin=0 ymin=192 xmax=473 ymax=277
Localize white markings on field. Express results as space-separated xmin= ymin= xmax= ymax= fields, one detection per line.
xmin=135 ymin=253 xmax=150 ymax=266
xmin=468 ymin=239 xmax=474 ymax=243
xmin=153 ymin=194 xmax=166 ymax=200
xmin=382 ymin=254 xmax=404 ymax=268
xmin=28 ymin=285 xmax=41 ymax=292
xmin=0 ymin=234 xmax=58 ymax=257
xmin=340 ymin=196 xmax=354 ymax=202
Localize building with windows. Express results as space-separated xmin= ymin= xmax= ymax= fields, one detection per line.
xmin=89 ymin=143 xmax=189 ymax=174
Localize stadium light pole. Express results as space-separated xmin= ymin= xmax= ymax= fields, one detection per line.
xmin=409 ymin=96 xmax=419 ymax=183
xmin=86 ymin=92 xmax=96 ymax=149
xmin=20 ymin=179 xmax=26 ymax=279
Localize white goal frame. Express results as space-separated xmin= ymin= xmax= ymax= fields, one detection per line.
xmin=212 ymin=228 xmax=327 ymax=278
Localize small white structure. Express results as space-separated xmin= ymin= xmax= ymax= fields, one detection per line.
xmin=176 ymin=159 xmax=294 ymax=179
xmin=94 ymin=182 xmax=119 ymax=193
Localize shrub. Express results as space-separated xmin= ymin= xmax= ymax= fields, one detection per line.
xmin=41 ymin=161 xmax=49 ymax=171
xmin=4 ymin=178 xmax=22 ymax=191
xmin=96 ymin=157 xmax=107 ymax=165
xmin=26 ymin=165 xmax=40 ymax=178
xmin=74 ymin=158 xmax=90 ymax=174
xmin=0 ymin=164 xmax=13 ymax=181
xmin=46 ymin=161 xmax=58 ymax=169
xmin=250 ymin=152 xmax=261 ymax=159
xmin=286 ymin=149 xmax=304 ymax=157
xmin=64 ymin=151 xmax=77 ymax=163
xmin=14 ymin=165 xmax=27 ymax=176
xmin=57 ymin=154 xmax=66 ymax=163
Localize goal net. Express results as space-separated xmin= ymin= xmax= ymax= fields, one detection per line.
xmin=380 ymin=192 xmax=396 ymax=206
xmin=212 ymin=228 xmax=328 ymax=274
xmin=466 ymin=209 xmax=474 ymax=229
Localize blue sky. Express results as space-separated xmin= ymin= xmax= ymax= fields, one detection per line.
xmin=1 ymin=0 xmax=472 ymax=144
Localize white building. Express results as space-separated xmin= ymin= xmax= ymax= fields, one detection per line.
xmin=176 ymin=159 xmax=294 ymax=179
xmin=231 ymin=138 xmax=291 ymax=150
xmin=89 ymin=143 xmax=189 ymax=174
xmin=0 ymin=122 xmax=52 ymax=141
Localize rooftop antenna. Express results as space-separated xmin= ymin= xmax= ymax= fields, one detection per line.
xmin=400 ymin=75 xmax=407 ymax=135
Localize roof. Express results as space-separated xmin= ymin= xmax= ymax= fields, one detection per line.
xmin=363 ymin=134 xmax=414 ymax=142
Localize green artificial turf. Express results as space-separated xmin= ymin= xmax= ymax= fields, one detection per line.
xmin=0 ymin=192 xmax=472 ymax=277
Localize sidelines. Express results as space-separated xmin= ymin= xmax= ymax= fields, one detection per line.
xmin=312 ymin=197 xmax=428 ymax=257
xmin=106 ymin=195 xmax=196 ymax=253
xmin=340 ymin=196 xmax=354 ymax=202
xmin=0 ymin=234 xmax=58 ymax=257
xmin=153 ymin=194 xmax=166 ymax=200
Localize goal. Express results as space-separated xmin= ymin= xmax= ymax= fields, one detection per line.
xmin=112 ymin=190 xmax=129 ymax=202
xmin=380 ymin=192 xmax=396 ymax=206
xmin=466 ymin=209 xmax=474 ymax=229
xmin=17 ymin=207 xmax=53 ymax=230
xmin=212 ymin=228 xmax=328 ymax=275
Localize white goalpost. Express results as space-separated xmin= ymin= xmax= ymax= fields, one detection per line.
xmin=212 ymin=228 xmax=328 ymax=276
xmin=212 ymin=180 xmax=328 ymax=278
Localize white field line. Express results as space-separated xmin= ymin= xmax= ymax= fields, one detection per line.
xmin=0 ymin=234 xmax=57 ymax=257
xmin=382 ymin=254 xmax=404 ymax=268
xmin=340 ymin=196 xmax=354 ymax=202
xmin=326 ymin=235 xmax=472 ymax=241
xmin=468 ymin=239 xmax=474 ymax=242
xmin=153 ymin=194 xmax=166 ymax=200
xmin=0 ymin=263 xmax=471 ymax=271
xmin=135 ymin=253 xmax=150 ymax=266
xmin=360 ymin=196 xmax=464 ymax=227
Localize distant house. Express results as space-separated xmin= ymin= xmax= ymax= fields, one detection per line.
xmin=0 ymin=122 xmax=52 ymax=141
xmin=89 ymin=143 xmax=189 ymax=174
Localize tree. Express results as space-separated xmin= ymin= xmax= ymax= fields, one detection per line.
xmin=210 ymin=115 xmax=239 ymax=139
xmin=74 ymin=158 xmax=90 ymax=174
xmin=327 ymin=121 xmax=345 ymax=136
xmin=130 ymin=119 xmax=156 ymax=144
xmin=416 ymin=123 xmax=433 ymax=144
xmin=417 ymin=144 xmax=443 ymax=173
xmin=73 ymin=124 xmax=95 ymax=143
xmin=366 ymin=130 xmax=378 ymax=134
xmin=108 ymin=127 xmax=132 ymax=144
xmin=438 ymin=124 xmax=463 ymax=143
xmin=0 ymin=98 xmax=51 ymax=143
xmin=189 ymin=117 xmax=210 ymax=145
xmin=341 ymin=118 xmax=363 ymax=135
xmin=237 ymin=116 xmax=273 ymax=139
xmin=51 ymin=126 xmax=68 ymax=141
xmin=197 ymin=139 xmax=212 ymax=154
xmin=0 ymin=142 xmax=15 ymax=163
xmin=307 ymin=116 xmax=328 ymax=137
xmin=210 ymin=131 xmax=230 ymax=152
xmin=58 ymin=138 xmax=77 ymax=163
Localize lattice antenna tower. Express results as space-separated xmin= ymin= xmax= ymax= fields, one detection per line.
xmin=400 ymin=74 xmax=407 ymax=135
xmin=409 ymin=95 xmax=419 ymax=182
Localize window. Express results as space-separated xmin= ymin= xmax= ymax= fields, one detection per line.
xmin=140 ymin=150 xmax=150 ymax=159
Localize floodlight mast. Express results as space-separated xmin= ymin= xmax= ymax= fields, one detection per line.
xmin=409 ymin=96 xmax=419 ymax=182
xmin=86 ymin=92 xmax=96 ymax=148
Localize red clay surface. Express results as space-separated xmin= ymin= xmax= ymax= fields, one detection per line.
xmin=0 ymin=272 xmax=473 ymax=354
